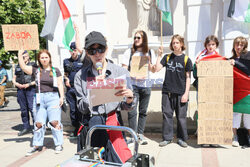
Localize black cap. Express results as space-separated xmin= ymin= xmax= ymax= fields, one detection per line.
xmin=70 ymin=42 xmax=76 ymax=50
xmin=84 ymin=31 xmax=106 ymax=49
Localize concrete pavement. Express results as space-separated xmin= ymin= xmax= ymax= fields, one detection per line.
xmin=1 ymin=96 xmax=250 ymax=167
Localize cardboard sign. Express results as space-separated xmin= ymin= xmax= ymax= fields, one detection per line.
xmin=198 ymin=77 xmax=233 ymax=103
xmin=197 ymin=61 xmax=233 ymax=145
xmin=130 ymin=56 xmax=149 ymax=78
xmin=197 ymin=61 xmax=233 ymax=77
xmin=2 ymin=24 xmax=39 ymax=51
xmin=198 ymin=120 xmax=232 ymax=145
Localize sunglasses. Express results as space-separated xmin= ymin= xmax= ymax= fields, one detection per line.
xmin=134 ymin=36 xmax=141 ymax=40
xmin=87 ymin=47 xmax=106 ymax=55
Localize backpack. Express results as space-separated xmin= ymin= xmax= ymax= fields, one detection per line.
xmin=127 ymin=49 xmax=152 ymax=72
xmin=166 ymin=54 xmax=189 ymax=68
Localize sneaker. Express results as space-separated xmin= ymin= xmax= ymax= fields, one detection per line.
xmin=0 ymin=105 xmax=4 ymax=108
xmin=210 ymin=144 xmax=219 ymax=147
xmin=201 ymin=144 xmax=210 ymax=147
xmin=232 ymin=135 xmax=239 ymax=147
xmin=25 ymin=146 xmax=41 ymax=156
xmin=55 ymin=145 xmax=63 ymax=154
xmin=177 ymin=139 xmax=188 ymax=148
xmin=159 ymin=140 xmax=172 ymax=147
xmin=138 ymin=134 xmax=148 ymax=145
xmin=4 ymin=100 xmax=9 ymax=107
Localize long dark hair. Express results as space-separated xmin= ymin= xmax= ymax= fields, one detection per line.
xmin=230 ymin=36 xmax=248 ymax=59
xmin=37 ymin=49 xmax=53 ymax=77
xmin=132 ymin=30 xmax=149 ymax=55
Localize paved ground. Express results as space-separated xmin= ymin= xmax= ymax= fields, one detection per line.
xmin=1 ymin=96 xmax=250 ymax=167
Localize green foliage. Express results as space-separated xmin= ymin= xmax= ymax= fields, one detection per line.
xmin=0 ymin=0 xmax=45 ymax=67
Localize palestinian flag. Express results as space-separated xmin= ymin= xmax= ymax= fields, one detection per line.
xmin=40 ymin=0 xmax=75 ymax=50
xmin=233 ymin=58 xmax=250 ymax=114
xmin=227 ymin=0 xmax=250 ymax=23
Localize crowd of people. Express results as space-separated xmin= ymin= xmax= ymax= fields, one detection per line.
xmin=1 ymin=30 xmax=249 ymax=161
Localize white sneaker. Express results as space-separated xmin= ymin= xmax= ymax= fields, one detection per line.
xmin=25 ymin=146 xmax=41 ymax=156
xmin=232 ymin=135 xmax=239 ymax=147
xmin=55 ymin=145 xmax=63 ymax=154
xmin=232 ymin=140 xmax=239 ymax=147
xmin=138 ymin=134 xmax=148 ymax=145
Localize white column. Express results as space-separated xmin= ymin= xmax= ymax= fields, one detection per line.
xmin=186 ymin=0 xmax=212 ymax=62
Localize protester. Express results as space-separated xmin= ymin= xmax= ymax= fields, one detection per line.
xmin=13 ymin=51 xmax=36 ymax=136
xmin=121 ymin=30 xmax=156 ymax=145
xmin=229 ymin=36 xmax=250 ymax=147
xmin=74 ymin=31 xmax=136 ymax=163
xmin=64 ymin=41 xmax=84 ymax=138
xmin=152 ymin=34 xmax=192 ymax=148
xmin=193 ymin=35 xmax=220 ymax=147
xmin=193 ymin=35 xmax=219 ymax=89
xmin=18 ymin=49 xmax=64 ymax=156
xmin=0 ymin=60 xmax=9 ymax=108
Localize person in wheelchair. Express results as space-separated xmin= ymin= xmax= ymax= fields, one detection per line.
xmin=74 ymin=31 xmax=136 ymax=163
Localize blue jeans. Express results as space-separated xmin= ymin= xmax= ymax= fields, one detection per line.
xmin=128 ymin=86 xmax=151 ymax=134
xmin=17 ymin=87 xmax=36 ymax=129
xmin=32 ymin=92 xmax=63 ymax=146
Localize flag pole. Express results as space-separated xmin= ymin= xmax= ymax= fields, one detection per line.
xmin=160 ymin=12 xmax=163 ymax=47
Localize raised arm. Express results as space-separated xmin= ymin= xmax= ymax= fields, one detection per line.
xmin=18 ymin=50 xmax=32 ymax=75
xmin=73 ymin=22 xmax=83 ymax=54
xmin=152 ymin=46 xmax=164 ymax=73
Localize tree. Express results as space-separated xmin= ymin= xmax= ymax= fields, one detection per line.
xmin=0 ymin=0 xmax=45 ymax=67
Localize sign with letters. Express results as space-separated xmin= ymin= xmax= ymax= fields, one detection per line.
xmin=197 ymin=61 xmax=233 ymax=145
xmin=2 ymin=24 xmax=39 ymax=51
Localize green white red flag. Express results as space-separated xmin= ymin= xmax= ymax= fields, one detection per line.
xmin=232 ymin=64 xmax=250 ymax=114
xmin=40 ymin=0 xmax=75 ymax=50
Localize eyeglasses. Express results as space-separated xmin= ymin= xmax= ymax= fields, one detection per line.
xmin=87 ymin=47 xmax=106 ymax=55
xmin=134 ymin=36 xmax=141 ymax=40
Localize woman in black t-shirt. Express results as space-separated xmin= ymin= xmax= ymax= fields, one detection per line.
xmin=18 ymin=49 xmax=64 ymax=156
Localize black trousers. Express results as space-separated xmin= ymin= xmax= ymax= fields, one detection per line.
xmin=162 ymin=93 xmax=188 ymax=141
